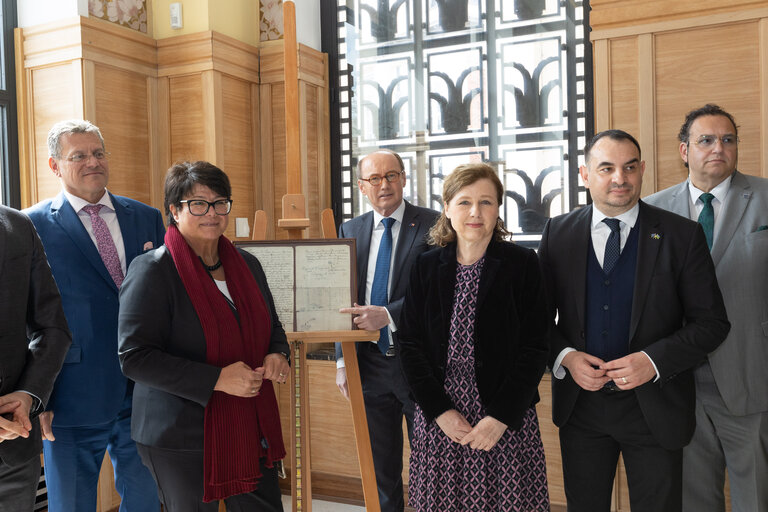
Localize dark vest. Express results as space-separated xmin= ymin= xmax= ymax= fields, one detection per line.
xmin=584 ymin=223 xmax=640 ymax=361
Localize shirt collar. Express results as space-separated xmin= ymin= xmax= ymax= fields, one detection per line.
xmin=65 ymin=189 xmax=115 ymax=213
xmin=591 ymin=202 xmax=640 ymax=229
xmin=372 ymin=200 xmax=405 ymax=227
xmin=688 ymin=174 xmax=732 ymax=205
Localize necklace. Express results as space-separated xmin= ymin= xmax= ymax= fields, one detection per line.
xmin=199 ymin=257 xmax=222 ymax=272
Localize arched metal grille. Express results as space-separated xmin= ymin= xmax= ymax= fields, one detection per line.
xmin=325 ymin=0 xmax=593 ymax=248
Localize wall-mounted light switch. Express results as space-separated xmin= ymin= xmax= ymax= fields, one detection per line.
xmin=235 ymin=217 xmax=250 ymax=238
xmin=170 ymin=3 xmax=183 ymax=29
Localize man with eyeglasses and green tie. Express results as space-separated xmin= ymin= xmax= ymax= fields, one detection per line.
xmin=335 ymin=149 xmax=438 ymax=512
xmin=24 ymin=120 xmax=163 ymax=512
xmin=646 ymin=104 xmax=768 ymax=512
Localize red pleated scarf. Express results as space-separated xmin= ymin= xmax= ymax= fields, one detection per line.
xmin=165 ymin=225 xmax=285 ymax=502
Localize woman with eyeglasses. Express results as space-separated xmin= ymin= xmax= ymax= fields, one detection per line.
xmin=117 ymin=161 xmax=288 ymax=511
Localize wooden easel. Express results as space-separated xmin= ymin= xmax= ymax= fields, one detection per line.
xmin=271 ymin=3 xmax=383 ymax=511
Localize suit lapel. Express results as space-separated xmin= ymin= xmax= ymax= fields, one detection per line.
xmin=569 ymin=208 xmax=592 ymax=331
xmin=710 ymin=171 xmax=750 ymax=265
xmin=112 ymin=193 xmax=138 ymax=265
xmin=390 ymin=202 xmax=420 ymax=295
xmin=51 ymin=193 xmax=118 ymax=292
xmin=438 ymin=245 xmax=457 ymax=333
xmin=356 ymin=212 xmax=373 ymax=304
xmin=629 ymin=203 xmax=662 ymax=341
xmin=666 ymin=181 xmax=691 ymax=219
xmin=475 ymin=241 xmax=500 ymax=312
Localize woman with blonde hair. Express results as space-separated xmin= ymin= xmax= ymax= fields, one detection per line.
xmin=399 ymin=163 xmax=550 ymax=511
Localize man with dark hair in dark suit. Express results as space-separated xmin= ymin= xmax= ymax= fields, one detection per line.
xmin=335 ymin=149 xmax=438 ymax=512
xmin=0 ymin=205 xmax=70 ymax=511
xmin=539 ymin=129 xmax=730 ymax=512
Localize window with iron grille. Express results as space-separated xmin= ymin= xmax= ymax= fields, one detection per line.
xmin=322 ymin=0 xmax=593 ymax=248
xmin=0 ymin=0 xmax=19 ymax=207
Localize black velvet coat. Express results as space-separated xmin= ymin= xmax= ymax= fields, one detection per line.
xmin=398 ymin=239 xmax=549 ymax=430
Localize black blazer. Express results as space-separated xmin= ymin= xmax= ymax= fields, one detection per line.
xmin=335 ymin=201 xmax=439 ymax=359
xmin=0 ymin=206 xmax=71 ymax=467
xmin=539 ymin=201 xmax=730 ymax=449
xmin=398 ymin=239 xmax=549 ymax=431
xmin=118 ymin=246 xmax=289 ymax=450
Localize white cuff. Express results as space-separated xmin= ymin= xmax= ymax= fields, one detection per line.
xmin=336 ymin=358 xmax=345 ymax=369
xmin=552 ymin=347 xmax=577 ymax=379
xmin=641 ymin=351 xmax=660 ymax=382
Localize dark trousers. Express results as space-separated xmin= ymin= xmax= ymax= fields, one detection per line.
xmin=358 ymin=343 xmax=414 ymax=512
xmin=0 ymin=452 xmax=40 ymax=512
xmin=136 ymin=444 xmax=283 ymax=512
xmin=559 ymin=389 xmax=682 ymax=512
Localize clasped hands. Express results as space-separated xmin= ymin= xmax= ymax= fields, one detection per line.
xmin=435 ymin=409 xmax=507 ymax=452
xmin=214 ymin=353 xmax=290 ymax=398
xmin=0 ymin=392 xmax=34 ymax=444
xmin=562 ymin=350 xmax=656 ymax=391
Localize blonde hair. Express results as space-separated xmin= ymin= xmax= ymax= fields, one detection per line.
xmin=428 ymin=163 xmax=510 ymax=247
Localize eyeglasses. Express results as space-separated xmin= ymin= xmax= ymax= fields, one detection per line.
xmin=359 ymin=170 xmax=404 ymax=186
xmin=64 ymin=150 xmax=110 ymax=163
xmin=691 ymin=135 xmax=739 ymax=148
xmin=179 ymin=199 xmax=233 ymax=216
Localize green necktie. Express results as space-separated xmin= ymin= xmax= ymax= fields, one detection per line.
xmin=698 ymin=192 xmax=715 ymax=250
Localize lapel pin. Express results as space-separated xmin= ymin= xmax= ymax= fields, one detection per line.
xmin=409 ymin=223 xmax=415 ymax=227
xmin=650 ymin=233 xmax=661 ymax=240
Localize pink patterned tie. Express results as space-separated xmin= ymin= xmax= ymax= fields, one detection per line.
xmin=81 ymin=204 xmax=124 ymax=288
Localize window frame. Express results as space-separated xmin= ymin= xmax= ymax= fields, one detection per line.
xmin=0 ymin=0 xmax=20 ymax=208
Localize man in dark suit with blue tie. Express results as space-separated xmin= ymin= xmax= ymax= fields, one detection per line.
xmin=539 ymin=130 xmax=730 ymax=511
xmin=24 ymin=120 xmax=164 ymax=511
xmin=335 ymin=149 xmax=438 ymax=512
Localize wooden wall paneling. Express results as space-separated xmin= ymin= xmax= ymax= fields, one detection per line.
xmin=590 ymin=1 xmax=768 ymax=33
xmin=201 ymin=70 xmax=224 ymax=165
xmin=148 ymin=76 xmax=171 ymax=212
xmin=220 ymin=74 xmax=254 ymax=241
xmin=593 ymin=39 xmax=611 ymax=132
xmin=93 ymin=63 xmax=152 ymax=205
xmin=259 ymin=84 xmax=276 ymax=240
xmin=317 ymin=60 xmax=331 ymax=217
xmin=761 ymin=19 xmax=768 ymax=178
xmin=535 ymin=374 xmax=565 ymax=509
xmin=15 ymin=28 xmax=32 ymax=207
xmin=654 ymin=22 xmax=760 ymax=191
xmin=30 ymin=63 xmax=83 ymax=203
xmin=168 ymin=74 xmax=205 ymax=163
xmin=637 ymin=34 xmax=656 ymax=196
xmin=607 ymin=37 xmax=639 ymax=136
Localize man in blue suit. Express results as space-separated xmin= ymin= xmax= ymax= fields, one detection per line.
xmin=25 ymin=120 xmax=164 ymax=511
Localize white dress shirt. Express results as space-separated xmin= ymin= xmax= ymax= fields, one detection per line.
xmin=337 ymin=201 xmax=405 ymax=369
xmin=64 ymin=189 xmax=127 ymax=275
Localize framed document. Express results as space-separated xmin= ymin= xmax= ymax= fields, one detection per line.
xmin=236 ymin=239 xmax=357 ymax=332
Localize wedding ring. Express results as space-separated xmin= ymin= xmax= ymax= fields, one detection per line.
xmin=251 ymin=388 xmax=257 ymax=394
xmin=279 ymin=373 xmax=286 ymax=377
xmin=621 ymin=376 xmax=628 ymax=385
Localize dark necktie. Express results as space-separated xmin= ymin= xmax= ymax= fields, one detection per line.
xmin=698 ymin=192 xmax=715 ymax=250
xmin=370 ymin=217 xmax=395 ymax=354
xmin=82 ymin=204 xmax=124 ymax=287
xmin=602 ymin=218 xmax=621 ymax=274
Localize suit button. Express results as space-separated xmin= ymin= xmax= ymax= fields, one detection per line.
xmin=579 ymin=331 xmax=585 ymax=339
xmin=602 ymin=330 xmax=608 ymax=336
xmin=604 ymin=279 xmax=611 ymax=286
xmin=603 ymin=304 xmax=609 ymax=311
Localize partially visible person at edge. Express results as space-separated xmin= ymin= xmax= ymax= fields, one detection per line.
xmin=646 ymin=104 xmax=768 ymax=512
xmin=118 ymin=161 xmax=290 ymax=511
xmin=398 ymin=163 xmax=550 ymax=511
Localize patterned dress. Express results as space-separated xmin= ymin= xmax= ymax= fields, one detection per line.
xmin=408 ymin=258 xmax=550 ymax=511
